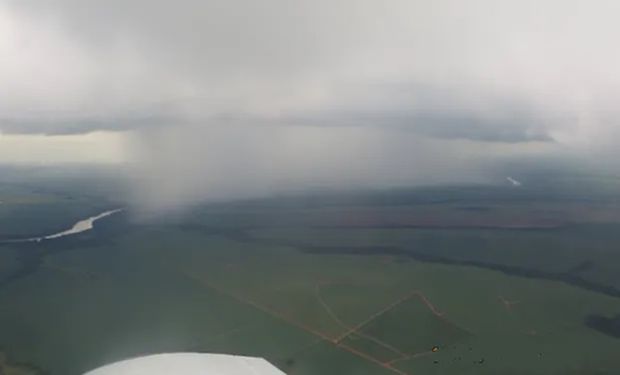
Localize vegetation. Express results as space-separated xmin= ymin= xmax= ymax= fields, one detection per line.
xmin=1 ymin=175 xmax=620 ymax=374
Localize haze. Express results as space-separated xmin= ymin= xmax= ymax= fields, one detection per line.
xmin=1 ymin=0 xmax=619 ymax=209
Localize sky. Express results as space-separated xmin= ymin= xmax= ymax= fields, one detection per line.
xmin=1 ymin=0 xmax=619 ymax=207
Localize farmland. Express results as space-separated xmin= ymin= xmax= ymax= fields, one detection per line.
xmin=1 ymin=174 xmax=620 ymax=374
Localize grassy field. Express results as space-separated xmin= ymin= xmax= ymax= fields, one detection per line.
xmin=1 ymin=225 xmax=620 ymax=374
xmin=1 ymin=177 xmax=620 ymax=374
xmin=248 ymin=224 xmax=620 ymax=290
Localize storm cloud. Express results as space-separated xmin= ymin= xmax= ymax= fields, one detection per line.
xmin=1 ymin=0 xmax=619 ymax=207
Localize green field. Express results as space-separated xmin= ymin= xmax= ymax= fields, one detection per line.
xmin=1 ymin=227 xmax=620 ymax=374
xmin=1 ymin=174 xmax=620 ymax=374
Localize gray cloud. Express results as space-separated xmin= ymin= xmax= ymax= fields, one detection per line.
xmin=405 ymin=113 xmax=553 ymax=143
xmin=0 ymin=115 xmax=167 ymax=135
xmin=0 ymin=109 xmax=554 ymax=143
xmin=0 ymin=82 xmax=557 ymax=144
xmin=3 ymin=0 xmax=618 ymax=142
xmin=1 ymin=0 xmax=619 ymax=208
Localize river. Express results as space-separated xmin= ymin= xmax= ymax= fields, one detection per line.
xmin=23 ymin=208 xmax=123 ymax=242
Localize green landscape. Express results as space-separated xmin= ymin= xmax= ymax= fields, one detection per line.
xmin=1 ymin=169 xmax=620 ymax=374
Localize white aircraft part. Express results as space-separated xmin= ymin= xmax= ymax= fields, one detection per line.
xmin=84 ymin=353 xmax=287 ymax=375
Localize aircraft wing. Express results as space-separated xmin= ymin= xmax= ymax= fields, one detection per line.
xmin=84 ymin=353 xmax=287 ymax=375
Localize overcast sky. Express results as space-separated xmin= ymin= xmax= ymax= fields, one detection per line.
xmin=1 ymin=0 xmax=619 ymax=206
